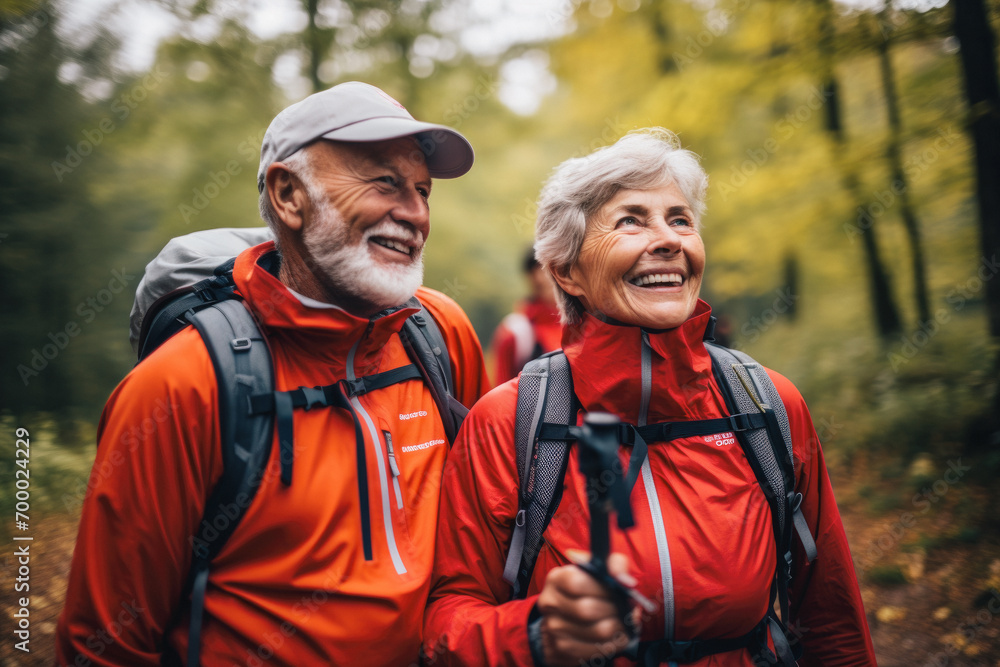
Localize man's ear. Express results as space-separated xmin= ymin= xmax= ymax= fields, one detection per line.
xmin=265 ymin=162 xmax=309 ymax=233
xmin=549 ymin=262 xmax=586 ymax=299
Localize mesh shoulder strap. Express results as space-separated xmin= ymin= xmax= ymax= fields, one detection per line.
xmin=181 ymin=297 xmax=275 ymax=667
xmin=503 ymin=351 xmax=575 ymax=599
xmin=705 ymin=341 xmax=816 ymax=646
xmin=399 ymin=301 xmax=468 ymax=445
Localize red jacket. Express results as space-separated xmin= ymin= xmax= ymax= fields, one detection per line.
xmin=490 ymin=298 xmax=562 ymax=386
xmin=424 ymin=301 xmax=876 ymax=666
xmin=57 ymin=242 xmax=489 ymax=667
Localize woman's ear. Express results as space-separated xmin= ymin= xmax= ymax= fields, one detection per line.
xmin=549 ymin=262 xmax=586 ymax=299
xmin=265 ymin=162 xmax=310 ymax=233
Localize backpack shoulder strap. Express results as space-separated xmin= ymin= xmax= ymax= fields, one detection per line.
xmin=181 ymin=295 xmax=275 ymax=667
xmin=137 ymin=258 xmax=239 ymax=362
xmin=705 ymin=340 xmax=816 ymax=649
xmin=503 ymin=350 xmax=575 ymax=599
xmin=399 ymin=300 xmax=468 ymax=445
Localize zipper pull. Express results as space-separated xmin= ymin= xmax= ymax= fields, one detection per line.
xmin=383 ymin=430 xmax=403 ymax=510
xmin=384 ymin=430 xmax=401 ymax=477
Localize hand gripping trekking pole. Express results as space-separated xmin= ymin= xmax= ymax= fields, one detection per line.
xmin=575 ymin=413 xmax=655 ymax=636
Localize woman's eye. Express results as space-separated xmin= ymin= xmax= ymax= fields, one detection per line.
xmin=670 ymin=218 xmax=693 ymax=228
xmin=617 ymin=216 xmax=639 ymax=227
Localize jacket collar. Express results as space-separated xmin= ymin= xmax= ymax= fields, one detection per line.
xmin=561 ymin=300 xmax=724 ymax=423
xmin=233 ymin=242 xmax=420 ymax=363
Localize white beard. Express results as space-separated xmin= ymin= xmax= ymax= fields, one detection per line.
xmin=301 ymin=194 xmax=425 ymax=313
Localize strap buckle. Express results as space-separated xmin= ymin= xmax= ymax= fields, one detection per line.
xmin=300 ymin=386 xmax=327 ymax=411
xmin=665 ymin=640 xmax=697 ymax=662
xmin=342 ymin=378 xmax=366 ymax=397
xmin=728 ymin=413 xmax=755 ymax=432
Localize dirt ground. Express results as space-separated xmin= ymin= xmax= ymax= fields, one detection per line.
xmin=4 ymin=493 xmax=999 ymax=666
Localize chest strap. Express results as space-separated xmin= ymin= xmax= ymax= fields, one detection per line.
xmin=536 ymin=412 xmax=765 ymax=445
xmin=538 ymin=412 xmax=767 ymax=497
xmin=243 ymin=362 xmax=423 ymax=561
xmin=628 ymin=613 xmax=796 ymax=666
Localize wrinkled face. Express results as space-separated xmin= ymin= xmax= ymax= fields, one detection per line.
xmin=555 ymin=182 xmax=705 ymax=329
xmin=299 ymin=138 xmax=432 ymax=312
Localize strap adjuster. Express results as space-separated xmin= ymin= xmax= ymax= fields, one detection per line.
xmin=728 ymin=413 xmax=755 ymax=432
xmin=788 ymin=491 xmax=803 ymax=512
xmin=231 ymin=337 xmax=252 ymax=351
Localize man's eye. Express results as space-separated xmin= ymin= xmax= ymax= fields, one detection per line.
xmin=376 ymin=176 xmax=398 ymax=188
xmin=417 ymin=187 xmax=430 ymax=199
xmin=617 ymin=216 xmax=639 ymax=227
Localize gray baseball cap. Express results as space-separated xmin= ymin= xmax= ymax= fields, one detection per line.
xmin=257 ymin=81 xmax=475 ymax=192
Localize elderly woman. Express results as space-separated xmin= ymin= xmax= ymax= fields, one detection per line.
xmin=423 ymin=129 xmax=875 ymax=666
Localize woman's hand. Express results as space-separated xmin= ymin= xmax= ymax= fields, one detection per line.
xmin=536 ymin=552 xmax=636 ymax=667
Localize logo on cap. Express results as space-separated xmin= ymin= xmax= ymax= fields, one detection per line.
xmin=376 ymin=89 xmax=407 ymax=111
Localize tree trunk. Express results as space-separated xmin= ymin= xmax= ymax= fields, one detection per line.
xmin=816 ymin=0 xmax=903 ymax=337
xmin=305 ymin=0 xmax=322 ymax=92
xmin=952 ymin=0 xmax=1000 ymax=338
xmin=877 ymin=15 xmax=932 ymax=325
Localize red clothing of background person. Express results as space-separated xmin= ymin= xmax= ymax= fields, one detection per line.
xmin=491 ymin=249 xmax=562 ymax=385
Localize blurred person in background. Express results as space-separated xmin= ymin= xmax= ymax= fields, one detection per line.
xmin=423 ymin=128 xmax=876 ymax=666
xmin=56 ymin=82 xmax=489 ymax=666
xmin=490 ymin=247 xmax=562 ymax=385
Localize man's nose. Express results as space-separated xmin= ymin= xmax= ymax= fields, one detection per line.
xmin=391 ymin=187 xmax=431 ymax=239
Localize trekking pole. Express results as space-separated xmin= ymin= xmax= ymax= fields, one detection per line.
xmin=575 ymin=413 xmax=655 ymax=633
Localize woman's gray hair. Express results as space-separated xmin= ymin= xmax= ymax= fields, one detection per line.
xmin=258 ymin=146 xmax=315 ymax=248
xmin=534 ymin=127 xmax=709 ymax=325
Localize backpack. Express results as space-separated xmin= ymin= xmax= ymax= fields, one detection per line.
xmin=130 ymin=228 xmax=468 ymax=667
xmin=502 ymin=321 xmax=817 ymax=666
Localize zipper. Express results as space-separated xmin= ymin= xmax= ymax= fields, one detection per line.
xmin=639 ymin=330 xmax=675 ymax=641
xmin=347 ymin=325 xmax=407 ymax=575
xmin=383 ymin=429 xmax=404 ymax=510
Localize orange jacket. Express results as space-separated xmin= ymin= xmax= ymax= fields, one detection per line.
xmin=57 ymin=242 xmax=489 ymax=667
xmin=490 ymin=298 xmax=562 ymax=386
xmin=424 ymin=301 xmax=876 ymax=666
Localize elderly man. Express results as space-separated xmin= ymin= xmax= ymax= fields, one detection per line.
xmin=57 ymin=82 xmax=489 ymax=666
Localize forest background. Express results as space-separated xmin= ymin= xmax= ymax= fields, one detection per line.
xmin=2 ymin=0 xmax=1000 ymax=663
